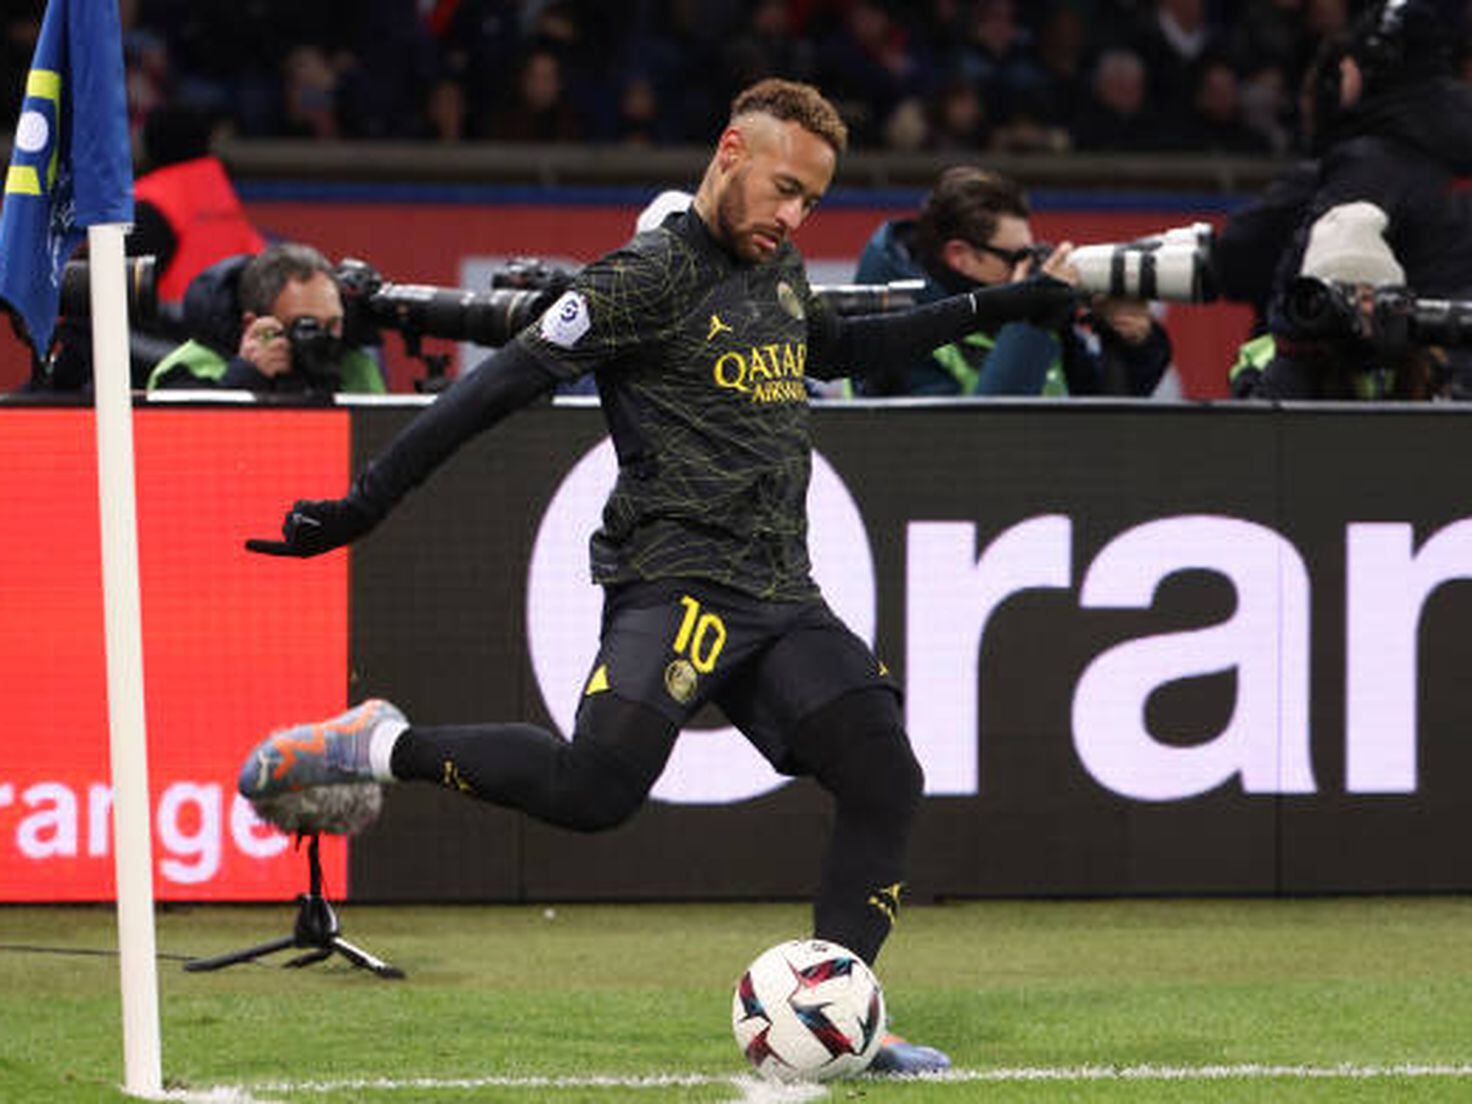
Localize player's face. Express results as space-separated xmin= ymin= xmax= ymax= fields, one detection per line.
xmin=714 ymin=118 xmax=836 ymax=263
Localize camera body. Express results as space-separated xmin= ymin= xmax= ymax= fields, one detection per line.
xmin=1020 ymin=242 xmax=1055 ymax=269
xmin=1281 ymin=277 xmax=1370 ymax=342
xmin=1283 ymin=275 xmax=1472 ymax=349
xmin=284 ymin=316 xmax=347 ymax=386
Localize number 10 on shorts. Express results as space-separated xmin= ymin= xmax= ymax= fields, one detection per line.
xmin=674 ymin=595 xmax=727 ymax=673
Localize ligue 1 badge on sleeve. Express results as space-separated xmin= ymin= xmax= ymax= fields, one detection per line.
xmin=541 ymin=290 xmax=591 ymax=348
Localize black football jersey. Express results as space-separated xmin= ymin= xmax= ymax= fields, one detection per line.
xmin=518 ymin=210 xmax=825 ymax=601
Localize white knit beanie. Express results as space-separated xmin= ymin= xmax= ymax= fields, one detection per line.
xmin=1300 ymin=201 xmax=1406 ymax=285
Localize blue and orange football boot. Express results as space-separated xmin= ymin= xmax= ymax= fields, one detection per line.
xmin=237 ymin=698 xmax=405 ymax=799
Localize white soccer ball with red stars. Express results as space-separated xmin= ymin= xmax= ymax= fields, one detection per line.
xmin=731 ymin=939 xmax=887 ymax=1081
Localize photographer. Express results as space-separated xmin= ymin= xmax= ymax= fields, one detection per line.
xmin=1229 ymin=0 xmax=1472 ymax=399
xmin=853 ymin=166 xmax=1172 ymax=397
xmin=146 ymin=243 xmax=385 ymax=395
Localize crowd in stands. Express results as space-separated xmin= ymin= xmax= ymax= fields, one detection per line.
xmin=5 ymin=1 xmax=1469 ymax=158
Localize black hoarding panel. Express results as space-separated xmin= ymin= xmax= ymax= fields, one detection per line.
xmin=348 ymin=401 xmax=1472 ymax=902
xmin=520 ymin=782 xmax=830 ymax=901
xmin=1275 ymin=410 xmax=1472 ymax=892
xmin=347 ymin=407 xmax=607 ymax=901
xmin=814 ymin=405 xmax=1283 ymax=897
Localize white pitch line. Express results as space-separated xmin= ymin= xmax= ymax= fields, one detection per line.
xmin=153 ymin=1088 xmax=288 ymax=1104
xmin=921 ymin=1064 xmax=1472 ymax=1082
xmin=233 ymin=1062 xmax=1472 ymax=1097
xmin=730 ymin=1075 xmax=829 ymax=1103
xmin=258 ymin=1073 xmax=726 ymax=1092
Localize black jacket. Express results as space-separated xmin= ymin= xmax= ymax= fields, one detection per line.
xmin=1290 ymin=78 xmax=1472 ymax=300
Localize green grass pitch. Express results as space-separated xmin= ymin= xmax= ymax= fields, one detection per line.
xmin=3 ymin=897 xmax=1471 ymax=1102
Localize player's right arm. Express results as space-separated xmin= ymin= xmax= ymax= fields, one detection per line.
xmin=247 ymin=240 xmax=676 ymax=559
xmin=804 ymin=274 xmax=1080 ymax=382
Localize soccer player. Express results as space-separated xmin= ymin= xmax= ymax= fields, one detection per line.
xmin=239 ymin=78 xmax=1076 ymax=1073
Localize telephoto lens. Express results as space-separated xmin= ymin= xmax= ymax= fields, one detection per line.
xmin=1069 ymin=223 xmax=1216 ymax=302
xmin=1404 ymin=296 xmax=1472 ymax=347
xmin=812 ymin=280 xmax=926 ymax=315
xmin=58 ymin=255 xmax=158 ymax=321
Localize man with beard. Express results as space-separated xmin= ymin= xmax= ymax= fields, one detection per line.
xmin=235 ymin=79 xmax=1076 ymax=1073
xmin=1224 ymin=0 xmax=1472 ymax=399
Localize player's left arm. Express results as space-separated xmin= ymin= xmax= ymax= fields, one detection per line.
xmin=248 ymin=240 xmax=678 ymax=558
xmin=246 ymin=343 xmax=559 ymax=556
xmin=805 ymin=276 xmax=1080 ymax=382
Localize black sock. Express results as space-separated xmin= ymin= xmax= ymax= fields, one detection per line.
xmin=389 ymin=697 xmax=675 ymax=832
xmin=391 ymin=722 xmax=564 ymax=802
xmin=794 ymin=690 xmax=923 ymax=965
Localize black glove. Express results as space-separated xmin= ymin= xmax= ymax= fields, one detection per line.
xmin=246 ymin=491 xmax=382 ymax=557
xmin=969 ymin=274 xmax=1080 ymax=332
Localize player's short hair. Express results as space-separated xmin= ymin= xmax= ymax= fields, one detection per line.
xmin=730 ymin=78 xmax=848 ymax=154
xmin=238 ymin=242 xmax=335 ymax=316
xmin=914 ymin=166 xmax=1031 ymax=265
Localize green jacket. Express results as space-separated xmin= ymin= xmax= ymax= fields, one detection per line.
xmin=146 ymin=339 xmax=386 ymax=394
xmin=1229 ymin=333 xmax=1393 ymax=400
xmin=933 ymin=330 xmax=1069 ymax=396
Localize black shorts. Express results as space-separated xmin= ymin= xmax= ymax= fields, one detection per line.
xmin=577 ymin=578 xmax=899 ymax=775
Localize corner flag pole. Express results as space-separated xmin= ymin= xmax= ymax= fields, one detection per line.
xmin=0 ymin=0 xmax=161 ymax=1093
xmin=90 ymin=220 xmax=163 ymax=1097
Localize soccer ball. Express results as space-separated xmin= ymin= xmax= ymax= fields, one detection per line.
xmin=731 ymin=939 xmax=886 ymax=1082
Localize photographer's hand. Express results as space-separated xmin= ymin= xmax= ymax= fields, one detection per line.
xmin=1093 ymin=297 xmax=1154 ymax=345
xmin=239 ymin=315 xmax=292 ymax=378
xmin=246 ymin=493 xmax=383 ymax=557
xmin=1030 ymin=242 xmax=1079 ymax=287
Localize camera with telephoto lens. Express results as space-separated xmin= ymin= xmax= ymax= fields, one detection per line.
xmin=336 ymin=256 xmax=572 ymax=351
xmin=1283 ymin=275 xmax=1472 ymax=349
xmin=1069 ymin=222 xmax=1217 ymax=302
xmin=334 ymin=256 xmax=574 ymax=391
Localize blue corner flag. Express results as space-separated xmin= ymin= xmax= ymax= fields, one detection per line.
xmin=0 ymin=0 xmax=132 ymax=357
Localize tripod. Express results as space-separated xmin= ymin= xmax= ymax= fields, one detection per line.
xmin=184 ymin=834 xmax=403 ymax=979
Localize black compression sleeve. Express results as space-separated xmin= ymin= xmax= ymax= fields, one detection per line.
xmin=808 ymin=295 xmax=975 ymax=382
xmin=807 ymin=277 xmax=1077 ymax=382
xmin=353 ymin=341 xmax=559 ymax=514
